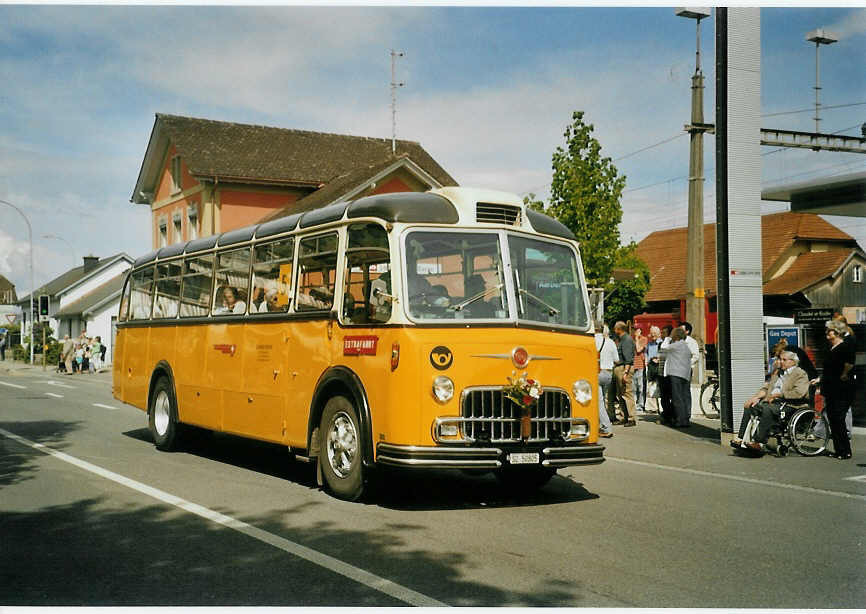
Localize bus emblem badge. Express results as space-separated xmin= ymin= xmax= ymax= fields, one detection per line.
xmin=430 ymin=346 xmax=453 ymax=370
xmin=213 ymin=344 xmax=237 ymax=356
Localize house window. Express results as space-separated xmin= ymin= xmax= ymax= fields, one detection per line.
xmin=187 ymin=203 xmax=199 ymax=240
xmin=170 ymin=155 xmax=182 ymax=193
xmin=158 ymin=217 xmax=168 ymax=248
xmin=173 ymin=211 xmax=183 ymax=243
xmin=854 ymin=264 xmax=862 ymax=283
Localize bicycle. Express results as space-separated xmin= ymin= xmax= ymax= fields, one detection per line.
xmin=699 ymin=372 xmax=720 ymax=418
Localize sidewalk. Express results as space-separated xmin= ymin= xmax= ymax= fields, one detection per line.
xmin=0 ymin=358 xmax=113 ymax=381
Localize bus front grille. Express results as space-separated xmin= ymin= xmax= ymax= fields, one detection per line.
xmin=459 ymin=386 xmax=572 ymax=443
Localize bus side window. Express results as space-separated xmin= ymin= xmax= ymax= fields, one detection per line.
xmin=130 ymin=266 xmax=155 ymax=320
xmin=213 ymin=247 xmax=251 ymax=315
xmin=251 ymin=238 xmax=294 ymax=314
xmin=118 ymin=277 xmax=132 ymax=321
xmin=344 ymin=223 xmax=391 ymax=324
xmin=296 ymin=233 xmax=337 ymax=312
xmin=180 ymin=254 xmax=214 ymax=318
xmin=153 ymin=260 xmax=182 ymax=319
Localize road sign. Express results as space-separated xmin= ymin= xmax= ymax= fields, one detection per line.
xmin=794 ymin=308 xmax=834 ymax=324
xmin=4 ymin=314 xmax=15 ymax=324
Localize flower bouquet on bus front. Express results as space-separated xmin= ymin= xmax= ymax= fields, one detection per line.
xmin=504 ymin=372 xmax=542 ymax=440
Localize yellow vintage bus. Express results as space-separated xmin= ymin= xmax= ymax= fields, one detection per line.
xmin=113 ymin=187 xmax=604 ymax=500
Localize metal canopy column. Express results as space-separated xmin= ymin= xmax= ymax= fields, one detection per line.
xmin=715 ymin=8 xmax=766 ymax=440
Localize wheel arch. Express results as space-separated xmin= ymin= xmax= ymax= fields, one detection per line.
xmin=308 ymin=366 xmax=374 ymax=468
xmin=147 ymin=360 xmax=177 ymax=415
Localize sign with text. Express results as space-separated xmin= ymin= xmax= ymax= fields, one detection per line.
xmin=794 ymin=308 xmax=834 ymax=324
xmin=343 ymin=336 xmax=378 ymax=356
xmin=766 ymin=326 xmax=800 ymax=359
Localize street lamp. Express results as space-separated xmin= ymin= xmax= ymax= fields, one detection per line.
xmin=0 ymin=198 xmax=36 ymax=364
xmin=676 ymin=7 xmax=711 ymax=386
xmin=806 ymin=28 xmax=838 ymax=134
xmin=43 ymin=233 xmax=77 ymax=261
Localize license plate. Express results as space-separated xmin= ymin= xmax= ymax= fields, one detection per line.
xmin=508 ymin=452 xmax=540 ymax=465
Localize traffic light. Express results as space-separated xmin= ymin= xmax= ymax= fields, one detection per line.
xmin=39 ymin=294 xmax=49 ymax=317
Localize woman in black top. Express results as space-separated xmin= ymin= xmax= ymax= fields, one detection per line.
xmin=817 ymin=320 xmax=855 ymax=459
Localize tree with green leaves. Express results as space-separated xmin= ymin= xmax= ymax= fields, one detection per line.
xmin=530 ymin=111 xmax=648 ymax=323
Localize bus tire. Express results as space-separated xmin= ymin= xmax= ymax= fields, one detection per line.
xmin=148 ymin=375 xmax=182 ymax=451
xmin=319 ymin=396 xmax=365 ymax=501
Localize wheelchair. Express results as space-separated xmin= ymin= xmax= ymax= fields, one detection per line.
xmin=733 ymin=401 xmax=830 ymax=458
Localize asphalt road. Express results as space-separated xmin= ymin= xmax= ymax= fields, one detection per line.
xmin=1 ymin=364 xmax=864 ymax=607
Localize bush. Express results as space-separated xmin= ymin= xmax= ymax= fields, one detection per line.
xmin=12 ymin=344 xmax=28 ymax=361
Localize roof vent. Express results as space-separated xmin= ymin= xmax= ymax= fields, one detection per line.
xmin=476 ymin=202 xmax=522 ymax=225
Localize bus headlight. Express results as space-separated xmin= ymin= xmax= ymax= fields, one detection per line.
xmin=432 ymin=376 xmax=454 ymax=403
xmin=568 ymin=419 xmax=589 ymax=439
xmin=572 ymin=379 xmax=592 ymax=405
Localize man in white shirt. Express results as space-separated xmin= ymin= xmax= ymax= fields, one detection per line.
xmin=595 ymin=323 xmax=618 ymax=438
xmin=680 ymin=321 xmax=700 ymax=420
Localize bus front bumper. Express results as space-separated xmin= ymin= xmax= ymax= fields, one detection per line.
xmin=375 ymin=442 xmax=605 ymax=470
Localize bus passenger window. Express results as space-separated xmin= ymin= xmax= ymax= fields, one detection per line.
xmin=213 ymin=248 xmax=250 ymax=315
xmin=296 ymin=233 xmax=337 ymax=312
xmin=344 ymin=223 xmax=391 ymax=324
xmin=153 ymin=260 xmax=182 ymax=319
xmin=130 ymin=266 xmax=155 ymax=320
xmin=251 ymin=238 xmax=294 ymax=314
xmin=180 ymin=254 xmax=213 ymax=318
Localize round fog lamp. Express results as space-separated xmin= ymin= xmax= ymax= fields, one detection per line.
xmin=432 ymin=376 xmax=454 ymax=403
xmin=573 ymin=379 xmax=592 ymax=405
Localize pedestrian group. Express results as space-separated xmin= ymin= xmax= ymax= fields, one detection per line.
xmin=59 ymin=332 xmax=105 ymax=374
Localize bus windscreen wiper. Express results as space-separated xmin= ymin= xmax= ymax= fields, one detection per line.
xmin=449 ymin=283 xmax=504 ymax=312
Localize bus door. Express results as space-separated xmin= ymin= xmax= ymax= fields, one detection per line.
xmin=285 ymin=232 xmax=340 ymax=444
xmin=209 ymin=247 xmax=251 ymax=435
xmin=238 ymin=237 xmax=295 ymax=443
xmin=124 ymin=266 xmax=155 ymax=408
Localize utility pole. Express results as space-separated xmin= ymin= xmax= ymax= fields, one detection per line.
xmin=676 ymin=7 xmax=712 ymax=384
xmin=390 ymin=49 xmax=405 ymax=155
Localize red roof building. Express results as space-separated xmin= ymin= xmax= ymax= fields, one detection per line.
xmin=636 ymin=211 xmax=866 ymax=321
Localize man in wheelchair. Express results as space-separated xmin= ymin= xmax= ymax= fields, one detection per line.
xmin=732 ymin=351 xmax=810 ymax=452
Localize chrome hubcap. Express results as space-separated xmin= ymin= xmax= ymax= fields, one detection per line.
xmin=326 ymin=411 xmax=357 ymax=478
xmin=154 ymin=390 xmax=170 ymax=436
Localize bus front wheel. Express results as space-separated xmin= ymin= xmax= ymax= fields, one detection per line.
xmin=148 ymin=375 xmax=182 ymax=451
xmin=319 ymin=396 xmax=365 ymax=501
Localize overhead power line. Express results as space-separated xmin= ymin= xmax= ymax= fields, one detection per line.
xmin=762 ymin=101 xmax=866 ymax=118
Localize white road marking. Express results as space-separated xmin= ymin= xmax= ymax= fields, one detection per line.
xmin=45 ymin=392 xmax=64 ymax=399
xmin=0 ymin=427 xmax=447 ymax=608
xmin=39 ymin=380 xmax=75 ymax=389
xmin=0 ymin=381 xmax=26 ymax=389
xmin=93 ymin=403 xmax=117 ymax=410
xmin=843 ymin=475 xmax=866 ymax=483
xmin=606 ymin=456 xmax=866 ymax=502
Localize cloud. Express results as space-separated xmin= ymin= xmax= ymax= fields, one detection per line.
xmin=826 ymin=8 xmax=866 ymax=41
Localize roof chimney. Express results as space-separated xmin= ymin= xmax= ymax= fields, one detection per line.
xmin=83 ymin=255 xmax=99 ymax=274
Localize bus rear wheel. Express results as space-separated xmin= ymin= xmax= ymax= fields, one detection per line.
xmin=148 ymin=375 xmax=182 ymax=451
xmin=319 ymin=396 xmax=365 ymax=501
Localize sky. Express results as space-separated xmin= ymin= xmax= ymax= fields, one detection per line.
xmin=1 ymin=4 xmax=865 ymax=298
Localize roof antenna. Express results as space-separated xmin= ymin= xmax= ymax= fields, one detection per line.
xmin=390 ymin=49 xmax=405 ymax=155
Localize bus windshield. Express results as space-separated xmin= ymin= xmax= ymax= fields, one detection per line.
xmin=403 ymin=230 xmax=588 ymax=328
xmin=508 ymin=234 xmax=588 ymax=329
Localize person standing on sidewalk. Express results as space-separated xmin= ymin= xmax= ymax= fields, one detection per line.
xmin=595 ymin=323 xmax=618 ymax=438
xmin=658 ymin=325 xmax=674 ymax=424
xmin=60 ymin=335 xmax=74 ymax=374
xmin=612 ymin=321 xmax=637 ymax=427
xmin=0 ymin=332 xmax=6 ymax=361
xmin=680 ymin=321 xmax=700 ymax=422
xmin=645 ymin=326 xmax=662 ymax=413
xmin=665 ymin=328 xmax=694 ymax=428
xmin=632 ymin=327 xmax=647 ymax=413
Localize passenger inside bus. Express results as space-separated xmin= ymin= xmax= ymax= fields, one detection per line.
xmin=463 ymin=274 xmax=495 ymax=318
xmin=215 ymin=286 xmax=246 ymax=315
